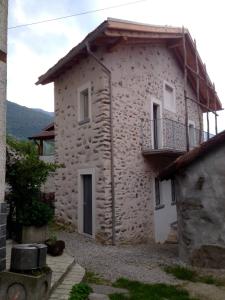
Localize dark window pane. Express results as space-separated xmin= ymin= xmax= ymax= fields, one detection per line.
xmin=155 ymin=178 xmax=161 ymax=206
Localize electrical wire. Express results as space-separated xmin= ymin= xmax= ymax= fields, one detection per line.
xmin=8 ymin=0 xmax=148 ymax=29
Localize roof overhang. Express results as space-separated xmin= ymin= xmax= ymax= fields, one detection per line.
xmin=36 ymin=18 xmax=222 ymax=112
xmin=159 ymin=130 xmax=225 ymax=180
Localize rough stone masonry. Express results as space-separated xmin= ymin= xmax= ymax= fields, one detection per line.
xmin=0 ymin=0 xmax=8 ymax=271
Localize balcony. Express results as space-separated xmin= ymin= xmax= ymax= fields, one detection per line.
xmin=141 ymin=118 xmax=214 ymax=159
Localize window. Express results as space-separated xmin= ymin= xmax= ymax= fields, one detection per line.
xmin=155 ymin=178 xmax=160 ymax=206
xmin=155 ymin=178 xmax=164 ymax=209
xmin=43 ymin=139 xmax=55 ymax=156
xmin=188 ymin=121 xmax=196 ymax=149
xmin=164 ymin=82 xmax=176 ymax=112
xmin=78 ymin=83 xmax=91 ymax=124
xmin=171 ymin=179 xmax=176 ymax=205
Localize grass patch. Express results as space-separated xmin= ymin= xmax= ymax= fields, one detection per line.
xmin=165 ymin=265 xmax=224 ymax=286
xmin=84 ymin=270 xmax=111 ymax=285
xmin=165 ymin=266 xmax=197 ymax=281
xmin=109 ymin=278 xmax=198 ymax=300
xmin=68 ymin=282 xmax=92 ymax=300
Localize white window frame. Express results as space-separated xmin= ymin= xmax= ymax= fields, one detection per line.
xmin=150 ymin=97 xmax=163 ymax=149
xmin=78 ymin=168 xmax=96 ymax=238
xmin=77 ymin=82 xmax=92 ymax=124
xmin=163 ymin=81 xmax=176 ymax=113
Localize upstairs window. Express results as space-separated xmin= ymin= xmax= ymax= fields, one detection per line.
xmin=78 ymin=83 xmax=91 ymax=124
xmin=164 ymin=82 xmax=176 ymax=113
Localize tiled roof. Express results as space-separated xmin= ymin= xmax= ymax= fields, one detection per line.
xmin=36 ymin=18 xmax=222 ymax=112
xmin=29 ymin=123 xmax=55 ymax=140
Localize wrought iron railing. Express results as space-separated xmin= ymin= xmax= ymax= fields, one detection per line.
xmin=141 ymin=118 xmax=214 ymax=152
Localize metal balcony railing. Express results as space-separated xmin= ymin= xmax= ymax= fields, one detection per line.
xmin=141 ymin=118 xmax=214 ymax=153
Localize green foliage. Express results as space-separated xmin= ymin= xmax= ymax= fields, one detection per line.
xmin=164 ymin=265 xmax=224 ymax=286
xmin=84 ymin=271 xmax=111 ymax=285
xmin=6 ymin=100 xmax=54 ymax=140
xmin=110 ymin=278 xmax=198 ymax=300
xmin=6 ymin=137 xmax=57 ymax=226
xmin=68 ymin=283 xmax=92 ymax=300
xmin=165 ymin=265 xmax=197 ymax=281
xmin=19 ymin=200 xmax=54 ymax=227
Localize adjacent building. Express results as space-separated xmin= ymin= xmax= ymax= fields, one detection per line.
xmin=0 ymin=0 xmax=8 ymax=270
xmin=159 ymin=130 xmax=225 ymax=267
xmin=37 ymin=18 xmax=222 ymax=244
xmin=29 ymin=123 xmax=55 ymax=194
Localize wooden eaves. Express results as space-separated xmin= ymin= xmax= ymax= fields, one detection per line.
xmin=36 ymin=18 xmax=222 ymax=112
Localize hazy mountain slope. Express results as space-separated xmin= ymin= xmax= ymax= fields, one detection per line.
xmin=6 ymin=100 xmax=54 ymax=140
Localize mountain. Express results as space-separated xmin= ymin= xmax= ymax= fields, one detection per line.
xmin=6 ymin=100 xmax=54 ymax=140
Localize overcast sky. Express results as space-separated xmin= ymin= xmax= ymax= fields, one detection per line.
xmin=8 ymin=0 xmax=225 ymax=132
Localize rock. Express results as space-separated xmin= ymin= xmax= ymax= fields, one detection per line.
xmin=89 ymin=293 xmax=109 ymax=300
xmin=184 ymin=282 xmax=225 ymax=300
xmin=191 ymin=245 xmax=225 ymax=268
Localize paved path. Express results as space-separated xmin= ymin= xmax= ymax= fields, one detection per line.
xmin=49 ymin=263 xmax=85 ymax=300
xmin=58 ymin=231 xmax=181 ymax=284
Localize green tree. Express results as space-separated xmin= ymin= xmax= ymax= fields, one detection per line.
xmin=6 ymin=136 xmax=57 ymax=226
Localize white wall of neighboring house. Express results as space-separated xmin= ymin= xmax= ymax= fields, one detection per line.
xmin=39 ymin=155 xmax=55 ymax=194
xmin=153 ymin=180 xmax=177 ymax=243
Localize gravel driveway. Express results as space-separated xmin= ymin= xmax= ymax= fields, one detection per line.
xmin=58 ymin=231 xmax=181 ymax=284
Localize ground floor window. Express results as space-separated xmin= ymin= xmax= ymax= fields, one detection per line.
xmin=171 ymin=179 xmax=176 ymax=205
xmin=155 ymin=178 xmax=164 ymax=209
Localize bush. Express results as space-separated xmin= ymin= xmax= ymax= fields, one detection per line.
xmin=68 ymin=283 xmax=92 ymax=300
xmin=19 ymin=200 xmax=54 ymax=227
xmin=6 ymin=137 xmax=58 ymax=227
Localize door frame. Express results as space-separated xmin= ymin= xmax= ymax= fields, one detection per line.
xmin=150 ymin=97 xmax=163 ymax=149
xmin=78 ymin=168 xmax=96 ymax=238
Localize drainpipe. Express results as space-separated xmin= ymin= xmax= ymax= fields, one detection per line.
xmin=85 ymin=42 xmax=116 ymax=245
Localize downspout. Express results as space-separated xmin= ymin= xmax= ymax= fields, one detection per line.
xmin=85 ymin=42 xmax=116 ymax=245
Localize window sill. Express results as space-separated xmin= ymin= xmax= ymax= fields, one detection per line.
xmin=155 ymin=204 xmax=165 ymax=210
xmin=79 ymin=118 xmax=90 ymax=125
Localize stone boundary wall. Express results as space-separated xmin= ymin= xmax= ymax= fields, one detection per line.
xmin=0 ymin=0 xmax=8 ymax=270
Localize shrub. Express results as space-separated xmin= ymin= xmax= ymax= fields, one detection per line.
xmin=68 ymin=283 xmax=92 ymax=300
xmin=19 ymin=200 xmax=54 ymax=227
xmin=6 ymin=137 xmax=58 ymax=227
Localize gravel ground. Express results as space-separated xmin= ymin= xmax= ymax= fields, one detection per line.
xmin=58 ymin=231 xmax=182 ymax=284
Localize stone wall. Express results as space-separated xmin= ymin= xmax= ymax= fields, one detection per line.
xmin=0 ymin=0 xmax=7 ymax=271
xmin=175 ymin=145 xmax=225 ymax=267
xmin=54 ymin=43 xmax=202 ymax=244
xmin=105 ymin=44 xmax=202 ymax=243
xmin=54 ymin=56 xmax=113 ymax=242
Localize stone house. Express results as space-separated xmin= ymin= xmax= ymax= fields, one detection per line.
xmin=159 ymin=130 xmax=225 ymax=268
xmin=37 ymin=18 xmax=222 ymax=244
xmin=0 ymin=0 xmax=8 ymax=271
